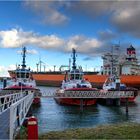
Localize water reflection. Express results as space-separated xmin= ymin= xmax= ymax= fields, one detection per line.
xmin=32 ymin=86 xmax=140 ymax=134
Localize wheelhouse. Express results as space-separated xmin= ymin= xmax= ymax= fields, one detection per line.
xmin=68 ymin=69 xmax=84 ymax=80
xmin=15 ymin=69 xmax=31 ymax=79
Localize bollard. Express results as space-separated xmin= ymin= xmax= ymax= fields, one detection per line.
xmin=27 ymin=116 xmax=38 ymax=140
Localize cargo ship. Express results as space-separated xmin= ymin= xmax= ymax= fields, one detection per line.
xmin=8 ymin=45 xmax=140 ymax=89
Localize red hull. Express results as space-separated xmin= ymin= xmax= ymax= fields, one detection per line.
xmin=55 ymin=87 xmax=97 ymax=106
xmin=33 ymin=97 xmax=40 ymax=104
xmin=3 ymin=85 xmax=37 ymax=90
xmin=65 ymin=88 xmax=98 ymax=91
xmin=55 ymin=98 xmax=96 ymax=106
xmin=120 ymin=97 xmax=136 ymax=103
xmin=106 ymin=89 xmax=138 ymax=103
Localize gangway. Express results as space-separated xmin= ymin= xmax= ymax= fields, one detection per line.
xmin=41 ymin=90 xmax=136 ymax=113
xmin=0 ymin=91 xmax=34 ymax=139
xmin=41 ymin=90 xmax=135 ymax=98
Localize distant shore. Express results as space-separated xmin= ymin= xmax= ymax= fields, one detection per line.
xmin=39 ymin=123 xmax=140 ymax=139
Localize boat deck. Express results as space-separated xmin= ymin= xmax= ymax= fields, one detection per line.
xmin=0 ymin=109 xmax=10 ymax=139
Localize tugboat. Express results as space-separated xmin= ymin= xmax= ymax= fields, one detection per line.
xmin=102 ymin=75 xmax=138 ymax=103
xmin=102 ymin=45 xmax=138 ymax=103
xmin=2 ymin=47 xmax=41 ymax=104
xmin=55 ymin=48 xmax=97 ymax=106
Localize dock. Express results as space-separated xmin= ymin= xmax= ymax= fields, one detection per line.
xmin=0 ymin=109 xmax=10 ymax=139
xmin=0 ymin=91 xmax=33 ymax=139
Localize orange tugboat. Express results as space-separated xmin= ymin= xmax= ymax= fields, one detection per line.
xmin=55 ymin=48 xmax=97 ymax=106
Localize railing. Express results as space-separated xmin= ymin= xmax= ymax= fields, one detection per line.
xmin=9 ymin=92 xmax=33 ymax=139
xmin=41 ymin=90 xmax=135 ymax=98
xmin=0 ymin=92 xmax=28 ymax=114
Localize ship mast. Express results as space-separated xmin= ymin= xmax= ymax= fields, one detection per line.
xmin=111 ymin=45 xmax=113 ymax=76
xmin=72 ymin=48 xmax=77 ymax=70
xmin=21 ymin=46 xmax=26 ymax=69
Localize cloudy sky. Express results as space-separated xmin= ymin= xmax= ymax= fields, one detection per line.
xmin=0 ymin=0 xmax=140 ymax=76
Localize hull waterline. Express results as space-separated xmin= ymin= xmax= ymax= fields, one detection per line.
xmin=54 ymin=98 xmax=97 ymax=106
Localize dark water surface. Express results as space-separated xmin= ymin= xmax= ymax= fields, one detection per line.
xmin=32 ymin=86 xmax=140 ymax=134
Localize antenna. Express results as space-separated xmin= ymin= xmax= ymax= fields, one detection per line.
xmin=21 ymin=46 xmax=26 ymax=69
xmin=54 ymin=65 xmax=56 ymax=72
xmin=72 ymin=48 xmax=77 ymax=70
xmin=44 ymin=65 xmax=46 ymax=72
xmin=111 ymin=44 xmax=115 ymax=76
xmin=69 ymin=58 xmax=71 ymax=71
xmin=38 ymin=56 xmax=46 ymax=72
xmin=36 ymin=63 xmax=39 ymax=72
xmin=39 ymin=57 xmax=41 ymax=72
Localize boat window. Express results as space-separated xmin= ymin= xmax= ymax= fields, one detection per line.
xmin=16 ymin=72 xmax=24 ymax=78
xmin=16 ymin=73 xmax=20 ymax=78
xmin=79 ymin=74 xmax=83 ymax=80
xmin=26 ymin=73 xmax=29 ymax=78
xmin=71 ymin=74 xmax=74 ymax=80
xmin=21 ymin=73 xmax=26 ymax=78
xmin=75 ymin=74 xmax=80 ymax=80
xmin=16 ymin=71 xmax=30 ymax=78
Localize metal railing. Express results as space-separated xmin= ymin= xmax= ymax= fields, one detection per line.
xmin=9 ymin=92 xmax=33 ymax=139
xmin=0 ymin=92 xmax=28 ymax=114
xmin=41 ymin=90 xmax=135 ymax=98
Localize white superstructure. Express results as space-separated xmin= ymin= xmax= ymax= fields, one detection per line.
xmin=61 ymin=69 xmax=92 ymax=90
xmin=102 ymin=45 xmax=140 ymax=75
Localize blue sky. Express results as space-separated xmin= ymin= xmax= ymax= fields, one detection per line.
xmin=0 ymin=1 xmax=140 ymax=76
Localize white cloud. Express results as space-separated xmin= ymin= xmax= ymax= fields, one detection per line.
xmin=0 ymin=65 xmax=16 ymax=77
xmin=7 ymin=64 xmax=16 ymax=70
xmin=27 ymin=49 xmax=38 ymax=54
xmin=0 ymin=28 xmax=64 ymax=49
xmin=66 ymin=35 xmax=102 ymax=54
xmin=0 ymin=28 xmax=103 ymax=56
xmin=0 ymin=29 xmax=20 ymax=48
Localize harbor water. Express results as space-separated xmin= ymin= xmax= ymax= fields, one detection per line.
xmin=32 ymin=86 xmax=140 ymax=134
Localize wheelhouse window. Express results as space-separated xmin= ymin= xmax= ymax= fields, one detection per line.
xmin=26 ymin=73 xmax=29 ymax=78
xmin=71 ymin=74 xmax=74 ymax=80
xmin=79 ymin=74 xmax=83 ymax=80
xmin=16 ymin=72 xmax=30 ymax=78
xmin=16 ymin=72 xmax=20 ymax=78
xmin=69 ymin=69 xmax=83 ymax=80
xmin=75 ymin=74 xmax=80 ymax=80
xmin=70 ymin=73 xmax=83 ymax=80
